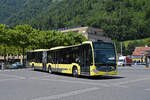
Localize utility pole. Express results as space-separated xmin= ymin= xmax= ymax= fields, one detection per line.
xmin=120 ymin=1 xmax=123 ymax=56
xmin=121 ymin=42 xmax=123 ymax=56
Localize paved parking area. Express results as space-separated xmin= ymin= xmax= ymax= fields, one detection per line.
xmin=0 ymin=67 xmax=150 ymax=100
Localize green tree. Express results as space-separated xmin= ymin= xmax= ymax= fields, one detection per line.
xmin=0 ymin=24 xmax=10 ymax=62
xmin=64 ymin=32 xmax=88 ymax=46
xmin=7 ymin=24 xmax=33 ymax=67
xmin=126 ymin=42 xmax=136 ymax=55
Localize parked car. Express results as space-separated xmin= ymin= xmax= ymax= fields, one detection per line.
xmin=117 ymin=56 xmax=126 ymax=66
xmin=11 ymin=62 xmax=23 ymax=68
xmin=117 ymin=56 xmax=132 ymax=66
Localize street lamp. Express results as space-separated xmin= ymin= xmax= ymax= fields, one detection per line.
xmin=121 ymin=42 xmax=123 ymax=56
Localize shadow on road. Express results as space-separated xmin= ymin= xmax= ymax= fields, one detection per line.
xmin=32 ymin=69 xmax=125 ymax=80
xmin=85 ymin=76 xmax=125 ymax=80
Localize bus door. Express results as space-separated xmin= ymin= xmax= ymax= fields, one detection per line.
xmin=42 ymin=51 xmax=47 ymax=71
xmin=54 ymin=51 xmax=59 ymax=72
xmin=80 ymin=44 xmax=91 ymax=75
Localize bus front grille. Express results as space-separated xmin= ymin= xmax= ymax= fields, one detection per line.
xmin=96 ymin=66 xmax=114 ymax=72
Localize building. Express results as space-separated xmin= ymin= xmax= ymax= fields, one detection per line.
xmin=0 ymin=55 xmax=24 ymax=64
xmin=58 ymin=26 xmax=111 ymax=42
xmin=144 ymin=50 xmax=150 ymax=67
xmin=132 ymin=47 xmax=150 ymax=56
xmin=132 ymin=47 xmax=150 ymax=63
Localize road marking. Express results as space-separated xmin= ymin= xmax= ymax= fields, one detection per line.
xmin=0 ymin=74 xmax=26 ymax=82
xmin=0 ymin=69 xmax=17 ymax=72
xmin=0 ymin=78 xmax=23 ymax=82
xmin=32 ymin=87 xmax=99 ymax=100
xmin=0 ymin=74 xmax=26 ymax=80
xmin=144 ymin=89 xmax=150 ymax=91
xmin=112 ymin=85 xmax=128 ymax=88
xmin=30 ymin=77 xmax=110 ymax=87
xmin=0 ymin=69 xmax=30 ymax=72
xmin=113 ymin=77 xmax=150 ymax=86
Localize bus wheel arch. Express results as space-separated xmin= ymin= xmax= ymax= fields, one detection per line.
xmin=72 ymin=66 xmax=79 ymax=77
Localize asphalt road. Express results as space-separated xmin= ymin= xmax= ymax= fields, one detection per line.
xmin=0 ymin=66 xmax=150 ymax=100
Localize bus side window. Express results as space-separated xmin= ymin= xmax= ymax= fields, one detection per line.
xmin=47 ymin=54 xmax=54 ymax=63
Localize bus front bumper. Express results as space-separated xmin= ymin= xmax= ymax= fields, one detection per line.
xmin=91 ymin=69 xmax=118 ymax=76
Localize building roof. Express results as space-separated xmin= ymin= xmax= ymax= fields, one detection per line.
xmin=58 ymin=26 xmax=111 ymax=42
xmin=132 ymin=47 xmax=150 ymax=56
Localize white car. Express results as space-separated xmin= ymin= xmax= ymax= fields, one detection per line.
xmin=117 ymin=56 xmax=126 ymax=66
xmin=117 ymin=59 xmax=125 ymax=66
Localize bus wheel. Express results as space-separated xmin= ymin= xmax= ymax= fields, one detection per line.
xmin=72 ymin=67 xmax=78 ymax=77
xmin=48 ymin=66 xmax=53 ymax=74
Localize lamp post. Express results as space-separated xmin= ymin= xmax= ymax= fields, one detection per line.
xmin=121 ymin=42 xmax=123 ymax=56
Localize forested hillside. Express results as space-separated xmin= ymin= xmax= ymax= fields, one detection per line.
xmin=0 ymin=0 xmax=25 ymax=24
xmin=0 ymin=0 xmax=61 ymax=25
xmin=29 ymin=0 xmax=150 ymax=41
xmin=1 ymin=0 xmax=150 ymax=41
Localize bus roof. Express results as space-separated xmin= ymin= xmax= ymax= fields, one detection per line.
xmin=49 ymin=41 xmax=113 ymax=51
xmin=82 ymin=41 xmax=93 ymax=44
xmin=50 ymin=44 xmax=80 ymax=51
xmin=27 ymin=49 xmax=49 ymax=52
xmin=27 ymin=41 xmax=112 ymax=52
xmin=49 ymin=41 xmax=93 ymax=51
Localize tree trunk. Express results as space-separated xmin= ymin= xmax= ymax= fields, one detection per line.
xmin=4 ymin=48 xmax=6 ymax=63
xmin=4 ymin=47 xmax=6 ymax=69
xmin=23 ymin=47 xmax=25 ymax=67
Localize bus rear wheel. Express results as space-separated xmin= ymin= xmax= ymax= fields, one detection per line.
xmin=48 ymin=66 xmax=53 ymax=74
xmin=72 ymin=67 xmax=79 ymax=77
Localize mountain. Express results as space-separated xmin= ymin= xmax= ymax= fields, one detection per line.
xmin=1 ymin=0 xmax=150 ymax=41
xmin=0 ymin=0 xmax=25 ymax=24
xmin=29 ymin=0 xmax=150 ymax=41
xmin=0 ymin=0 xmax=61 ymax=25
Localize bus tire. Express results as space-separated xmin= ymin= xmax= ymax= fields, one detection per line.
xmin=72 ymin=67 xmax=79 ymax=78
xmin=48 ymin=66 xmax=53 ymax=74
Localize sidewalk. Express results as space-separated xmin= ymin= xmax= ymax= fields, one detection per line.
xmin=118 ymin=65 xmax=150 ymax=69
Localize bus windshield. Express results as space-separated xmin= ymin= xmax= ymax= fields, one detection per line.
xmin=93 ymin=42 xmax=116 ymax=64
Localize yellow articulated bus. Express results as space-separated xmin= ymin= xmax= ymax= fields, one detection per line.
xmin=27 ymin=49 xmax=48 ymax=71
xmin=27 ymin=41 xmax=117 ymax=77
